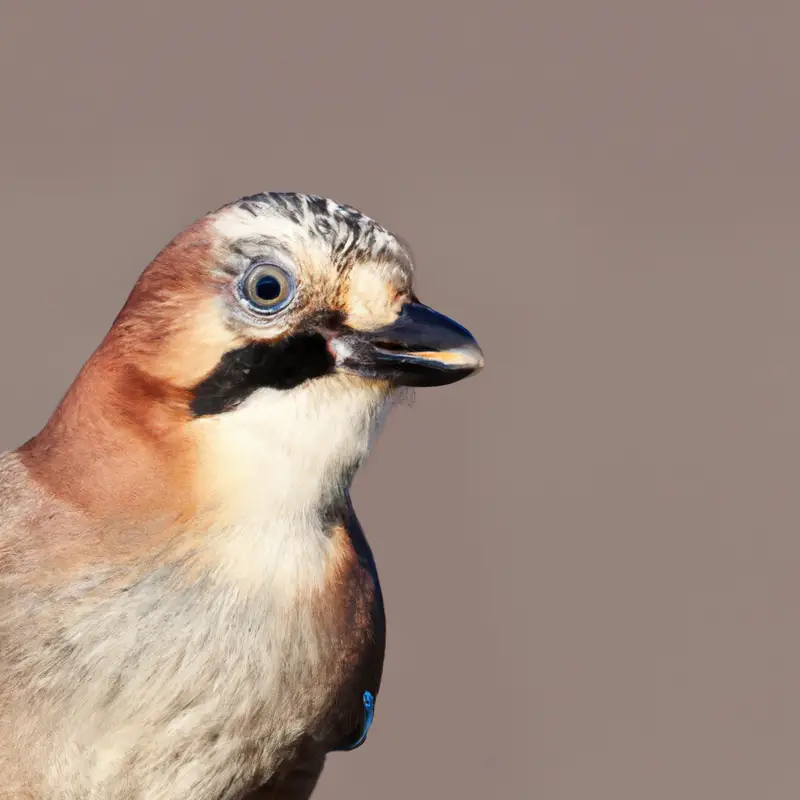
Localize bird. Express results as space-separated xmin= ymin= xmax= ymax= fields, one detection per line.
xmin=0 ymin=191 xmax=484 ymax=799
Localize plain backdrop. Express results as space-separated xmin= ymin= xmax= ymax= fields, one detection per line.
xmin=2 ymin=2 xmax=800 ymax=798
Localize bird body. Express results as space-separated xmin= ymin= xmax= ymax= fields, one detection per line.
xmin=0 ymin=193 xmax=483 ymax=799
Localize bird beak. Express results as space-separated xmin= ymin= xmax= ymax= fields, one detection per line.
xmin=331 ymin=302 xmax=485 ymax=387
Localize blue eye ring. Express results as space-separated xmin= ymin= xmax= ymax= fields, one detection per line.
xmin=240 ymin=262 xmax=296 ymax=315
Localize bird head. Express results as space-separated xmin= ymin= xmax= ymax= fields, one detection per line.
xmin=23 ymin=193 xmax=483 ymax=529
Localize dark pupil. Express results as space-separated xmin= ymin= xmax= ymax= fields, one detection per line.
xmin=255 ymin=275 xmax=282 ymax=302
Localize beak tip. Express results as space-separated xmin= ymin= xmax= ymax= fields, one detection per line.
xmin=465 ymin=343 xmax=485 ymax=375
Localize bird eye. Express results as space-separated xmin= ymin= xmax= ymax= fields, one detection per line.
xmin=241 ymin=262 xmax=295 ymax=314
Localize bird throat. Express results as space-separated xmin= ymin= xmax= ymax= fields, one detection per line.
xmin=190 ymin=354 xmax=392 ymax=525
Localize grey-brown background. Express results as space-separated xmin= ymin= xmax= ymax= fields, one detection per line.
xmin=1 ymin=1 xmax=799 ymax=797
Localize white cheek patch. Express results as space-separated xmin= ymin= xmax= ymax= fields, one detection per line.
xmin=327 ymin=337 xmax=354 ymax=366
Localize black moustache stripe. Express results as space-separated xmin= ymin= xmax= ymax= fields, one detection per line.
xmin=189 ymin=333 xmax=335 ymax=417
